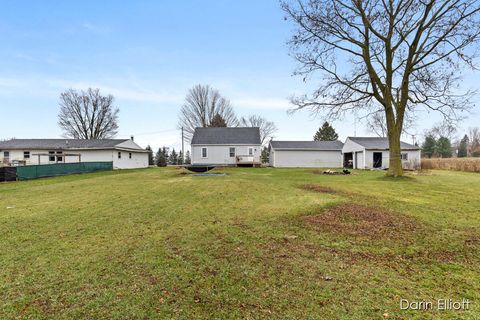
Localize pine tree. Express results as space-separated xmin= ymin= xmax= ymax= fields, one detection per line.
xmin=185 ymin=150 xmax=191 ymax=164
xmin=168 ymin=148 xmax=178 ymax=165
xmin=155 ymin=147 xmax=167 ymax=167
xmin=261 ymin=146 xmax=269 ymax=163
xmin=422 ymin=135 xmax=437 ymax=158
xmin=178 ymin=150 xmax=184 ymax=165
xmin=146 ymin=145 xmax=154 ymax=166
xmin=436 ymin=136 xmax=452 ymax=158
xmin=209 ymin=113 xmax=227 ymax=127
xmin=313 ymin=121 xmax=339 ymax=141
xmin=458 ymin=135 xmax=469 ymax=158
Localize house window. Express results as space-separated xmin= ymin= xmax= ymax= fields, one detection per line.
xmin=229 ymin=147 xmax=235 ymax=157
xmin=129 ymin=153 xmax=132 ymax=159
xmin=248 ymin=147 xmax=254 ymax=156
xmin=401 ymin=153 xmax=408 ymax=161
xmin=49 ymin=151 xmax=55 ymax=162
xmin=3 ymin=151 xmax=9 ymax=161
xmin=23 ymin=151 xmax=30 ymax=159
xmin=118 ymin=152 xmax=122 ymax=159
xmin=201 ymin=147 xmax=208 ymax=158
xmin=56 ymin=151 xmax=63 ymax=162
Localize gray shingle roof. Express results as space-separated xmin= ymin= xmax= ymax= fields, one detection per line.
xmin=191 ymin=127 xmax=261 ymax=145
xmin=0 ymin=139 xmax=131 ymax=150
xmin=347 ymin=137 xmax=420 ymax=150
xmin=270 ymin=140 xmax=344 ymax=151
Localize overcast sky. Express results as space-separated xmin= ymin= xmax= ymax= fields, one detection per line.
xmin=1 ymin=0 xmax=479 ymax=151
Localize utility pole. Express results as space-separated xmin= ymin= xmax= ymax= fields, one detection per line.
xmin=181 ymin=127 xmax=185 ymax=162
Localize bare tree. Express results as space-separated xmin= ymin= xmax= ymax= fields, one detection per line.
xmin=365 ymin=109 xmax=414 ymax=137
xmin=178 ymin=84 xmax=238 ymax=141
xmin=282 ymin=0 xmax=480 ymax=176
xmin=58 ymin=88 xmax=119 ymax=139
xmin=239 ymin=115 xmax=277 ymax=145
xmin=468 ymin=127 xmax=480 ymax=154
xmin=426 ymin=121 xmax=458 ymax=140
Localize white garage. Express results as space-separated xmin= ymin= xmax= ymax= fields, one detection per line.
xmin=268 ymin=140 xmax=343 ymax=168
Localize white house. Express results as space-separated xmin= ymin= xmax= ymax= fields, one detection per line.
xmin=0 ymin=138 xmax=149 ymax=169
xmin=342 ymin=137 xmax=421 ymax=169
xmin=269 ymin=140 xmax=344 ymax=168
xmin=191 ymin=127 xmax=262 ymax=166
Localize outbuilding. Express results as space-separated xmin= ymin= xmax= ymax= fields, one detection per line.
xmin=268 ymin=140 xmax=344 ymax=168
xmin=342 ymin=137 xmax=421 ymax=170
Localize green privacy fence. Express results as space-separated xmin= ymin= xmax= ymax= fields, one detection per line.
xmin=16 ymin=162 xmax=113 ymax=180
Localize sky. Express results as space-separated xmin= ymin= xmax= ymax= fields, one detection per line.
xmin=0 ymin=0 xmax=479 ymax=151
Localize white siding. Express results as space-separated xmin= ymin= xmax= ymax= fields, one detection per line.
xmin=270 ymin=150 xmax=342 ymax=168
xmin=0 ymin=149 xmax=148 ymax=169
xmin=364 ymin=149 xmax=421 ymax=169
xmin=191 ymin=145 xmax=261 ymax=165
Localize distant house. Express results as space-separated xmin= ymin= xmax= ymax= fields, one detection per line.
xmin=191 ymin=127 xmax=261 ymax=166
xmin=342 ymin=137 xmax=421 ymax=169
xmin=0 ymin=138 xmax=149 ymax=169
xmin=268 ymin=140 xmax=344 ymax=168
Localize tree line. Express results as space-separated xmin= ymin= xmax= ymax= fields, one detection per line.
xmin=422 ymin=125 xmax=480 ymax=158
xmin=145 ymin=146 xmax=191 ymax=167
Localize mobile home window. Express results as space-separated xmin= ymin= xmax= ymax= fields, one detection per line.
xmin=201 ymin=147 xmax=208 ymax=158
xmin=401 ymin=153 xmax=408 ymax=161
xmin=24 ymin=151 xmax=30 ymax=159
xmin=118 ymin=152 xmax=122 ymax=159
xmin=229 ymin=147 xmax=235 ymax=157
xmin=3 ymin=151 xmax=9 ymax=160
xmin=56 ymin=151 xmax=63 ymax=162
xmin=49 ymin=151 xmax=55 ymax=162
xmin=248 ymin=147 xmax=254 ymax=156
xmin=129 ymin=152 xmax=132 ymax=159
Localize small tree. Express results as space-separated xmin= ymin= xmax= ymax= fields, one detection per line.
xmin=184 ymin=150 xmax=191 ymax=164
xmin=155 ymin=147 xmax=167 ymax=167
xmin=436 ymin=137 xmax=452 ymax=158
xmin=168 ymin=148 xmax=178 ymax=165
xmin=422 ymin=135 xmax=437 ymax=158
xmin=146 ymin=145 xmax=154 ymax=166
xmin=313 ymin=122 xmax=339 ymax=141
xmin=178 ymin=150 xmax=184 ymax=165
xmin=458 ymin=135 xmax=469 ymax=158
xmin=261 ymin=146 xmax=269 ymax=164
xmin=209 ymin=114 xmax=228 ymax=127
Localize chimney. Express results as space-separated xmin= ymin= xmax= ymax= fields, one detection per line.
xmin=130 ymin=135 xmax=134 ymax=141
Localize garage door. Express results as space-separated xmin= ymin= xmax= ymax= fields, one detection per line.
xmin=273 ymin=150 xmax=342 ymax=168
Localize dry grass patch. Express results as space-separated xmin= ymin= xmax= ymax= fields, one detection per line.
xmin=302 ymin=183 xmax=341 ymax=195
xmin=422 ymin=157 xmax=480 ymax=172
xmin=301 ymin=203 xmax=421 ymax=241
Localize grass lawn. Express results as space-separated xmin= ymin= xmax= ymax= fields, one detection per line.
xmin=1 ymin=167 xmax=479 ymax=319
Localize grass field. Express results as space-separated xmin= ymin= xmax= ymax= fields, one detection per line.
xmin=1 ymin=167 xmax=479 ymax=319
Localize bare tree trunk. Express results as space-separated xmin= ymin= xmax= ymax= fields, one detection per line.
xmin=384 ymin=104 xmax=403 ymax=177
xmin=387 ymin=128 xmax=403 ymax=177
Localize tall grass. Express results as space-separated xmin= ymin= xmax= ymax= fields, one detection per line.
xmin=422 ymin=157 xmax=480 ymax=172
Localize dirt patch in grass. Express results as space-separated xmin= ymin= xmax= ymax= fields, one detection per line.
xmin=301 ymin=203 xmax=421 ymax=241
xmin=302 ymin=184 xmax=341 ymax=195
